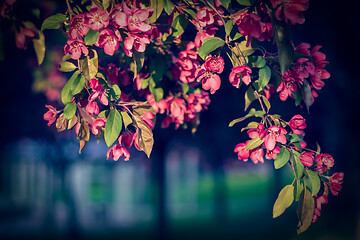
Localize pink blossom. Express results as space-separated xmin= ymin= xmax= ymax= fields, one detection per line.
xmin=89 ymin=79 xmax=108 ymax=106
xmin=311 ymin=45 xmax=328 ymax=68
xmin=234 ymin=12 xmax=262 ymax=47
xmin=106 ymin=144 xmax=130 ymax=161
xmin=310 ymin=68 xmax=330 ymax=90
xmin=204 ymin=56 xmax=224 ymax=74
xmin=141 ymin=112 xmax=155 ymax=129
xmin=187 ymin=92 xmax=210 ymax=113
xmin=265 ymin=146 xmax=281 ymax=160
xmin=247 ymin=123 xmax=266 ymax=139
xmin=263 ymin=126 xmax=287 ymax=151
xmin=121 ymin=3 xmax=154 ymax=33
xmin=234 ymin=142 xmax=250 ymax=160
xmin=169 ymin=98 xmax=186 ymax=124
xmin=118 ymin=132 xmax=135 ymax=148
xmin=312 ymin=194 xmax=328 ymax=223
xmin=229 ymin=66 xmax=252 ymax=87
xmin=276 ymin=70 xmax=301 ymax=101
xmin=178 ymin=43 xmax=198 ymax=71
xmin=15 ymin=28 xmax=36 ymax=50
xmin=161 ymin=116 xmax=172 ymax=128
xmin=299 ymin=151 xmax=314 ymax=167
xmin=315 ymin=153 xmax=334 ymax=173
xmin=263 ymin=84 xmax=275 ymax=99
xmin=84 ymin=4 xmax=109 ymax=31
xmin=295 ymin=42 xmax=311 ymax=55
xmin=124 ymin=33 xmax=150 ymax=57
xmin=271 ymin=0 xmax=309 ymax=25
xmin=293 ymin=58 xmax=315 ymax=80
xmin=91 ymin=118 xmax=106 ymax=135
xmin=289 ymin=114 xmax=306 ymax=135
xmin=86 ymin=101 xmax=99 ymax=115
xmin=329 ymin=172 xmax=344 ymax=196
xmin=197 ymin=71 xmax=221 ymax=94
xmin=95 ymin=29 xmax=122 ymax=56
xmin=147 ymin=94 xmax=168 ymax=114
xmin=250 ymin=148 xmax=264 ymax=164
xmin=69 ymin=14 xmax=90 ymax=39
xmin=43 ymin=105 xmax=58 ymax=126
xmin=64 ymin=39 xmax=89 ymax=60
xmin=194 ymin=28 xmax=216 ymax=48
xmin=196 ymin=7 xmax=222 ymax=27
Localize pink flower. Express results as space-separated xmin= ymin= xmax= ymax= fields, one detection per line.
xmin=15 ymin=28 xmax=36 ymax=50
xmin=89 ymin=79 xmax=108 ymax=106
xmin=229 ymin=66 xmax=252 ymax=87
xmin=169 ymin=98 xmax=186 ymax=124
xmin=250 ymin=148 xmax=264 ymax=164
xmin=299 ymin=151 xmax=314 ymax=167
xmin=86 ymin=101 xmax=99 ymax=115
xmin=247 ymin=123 xmax=266 ymax=139
xmin=43 ymin=105 xmax=58 ymax=126
xmin=124 ymin=33 xmax=150 ymax=57
xmin=69 ymin=14 xmax=90 ymax=39
xmin=204 ymin=56 xmax=224 ymax=74
xmin=312 ymin=194 xmax=328 ymax=223
xmin=147 ymin=94 xmax=169 ymax=114
xmin=315 ymin=153 xmax=334 ymax=173
xmin=329 ymin=172 xmax=344 ymax=196
xmin=276 ymin=70 xmax=301 ymax=101
xmin=118 ymin=132 xmax=135 ymax=148
xmin=121 ymin=3 xmax=154 ymax=33
xmin=84 ymin=4 xmax=109 ymax=31
xmin=234 ymin=142 xmax=250 ymax=160
xmin=263 ymin=126 xmax=287 ymax=151
xmin=235 ymin=12 xmax=262 ymax=47
xmin=295 ymin=42 xmax=311 ymax=55
xmin=178 ymin=43 xmax=198 ymax=71
xmin=95 ymin=29 xmax=122 ymax=55
xmin=197 ymin=72 xmax=221 ymax=94
xmin=106 ymin=144 xmax=130 ymax=161
xmin=289 ymin=114 xmax=306 ymax=135
xmin=91 ymin=118 xmax=106 ymax=135
xmin=310 ymin=68 xmax=330 ymax=90
xmin=187 ymin=92 xmax=210 ymax=113
xmin=265 ymin=146 xmax=281 ymax=160
xmin=64 ymin=39 xmax=89 ymax=60
xmin=194 ymin=28 xmax=216 ymax=48
xmin=293 ymin=58 xmax=315 ymax=80
xmin=141 ymin=112 xmax=155 ymax=129
xmin=262 ymin=84 xmax=275 ymax=99
xmin=271 ymin=0 xmax=309 ymax=25
xmin=196 ymin=7 xmax=222 ymax=27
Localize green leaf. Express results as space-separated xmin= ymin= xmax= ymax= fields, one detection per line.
xmin=301 ymin=79 xmax=313 ymax=113
xmin=294 ymin=179 xmax=304 ymax=202
xmin=120 ymin=111 xmax=133 ymax=130
xmin=61 ymin=71 xmax=78 ymax=104
xmin=293 ymin=155 xmax=304 ymax=180
xmin=290 ymin=134 xmax=304 ymax=143
xmin=79 ymin=49 xmax=98 ymax=80
xmin=149 ymin=84 xmax=164 ymax=102
xmin=103 ymin=0 xmax=110 ymax=9
xmin=149 ymin=0 xmax=164 ymax=23
xmin=133 ymin=50 xmax=145 ymax=79
xmin=180 ymin=82 xmax=189 ymax=94
xmin=163 ymin=0 xmax=175 ymax=15
xmin=245 ymin=136 xmax=264 ymax=151
xmin=220 ymin=0 xmax=231 ymax=8
xmin=84 ymin=29 xmax=100 ymax=45
xmin=171 ymin=13 xmax=188 ymax=37
xmin=225 ymin=20 xmax=234 ymax=36
xmin=64 ymin=102 xmax=77 ymax=120
xmin=244 ymin=87 xmax=256 ymax=111
xmin=236 ymin=0 xmax=252 ymax=6
xmin=32 ymin=31 xmax=45 ymax=65
xmin=41 ymin=14 xmax=67 ymax=31
xmin=274 ymin=147 xmax=290 ymax=169
xmin=72 ymin=74 xmax=85 ymax=94
xmin=197 ymin=37 xmax=225 ymax=60
xmin=110 ymin=84 xmax=121 ymax=100
xmin=254 ymin=110 xmax=265 ymax=117
xmin=241 ymin=121 xmax=258 ymax=132
xmin=258 ymin=65 xmax=271 ymax=90
xmin=261 ymin=95 xmax=271 ymax=112
xmin=304 ymin=169 xmax=320 ymax=196
xmin=58 ymin=61 xmax=77 ymax=72
xmin=297 ymin=188 xmax=315 ymax=234
xmin=273 ymin=185 xmax=294 ymax=218
xmin=272 ymin=19 xmax=294 ymax=75
xmin=134 ymin=115 xmax=154 ymax=158
xmin=292 ymin=88 xmax=302 ymax=106
xmin=104 ymin=109 xmax=123 ymax=147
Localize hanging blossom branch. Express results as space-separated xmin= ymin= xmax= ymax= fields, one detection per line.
xmin=2 ymin=0 xmax=343 ymax=235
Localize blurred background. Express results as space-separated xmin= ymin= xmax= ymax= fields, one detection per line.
xmin=0 ymin=0 xmax=359 ymax=239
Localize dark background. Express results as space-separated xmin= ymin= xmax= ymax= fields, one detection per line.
xmin=0 ymin=0 xmax=359 ymax=239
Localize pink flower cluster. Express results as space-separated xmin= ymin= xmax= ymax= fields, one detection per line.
xmin=177 ymin=42 xmax=200 ymax=84
xmin=277 ymin=43 xmax=330 ymax=102
xmin=235 ymin=123 xmax=288 ymax=164
xmin=147 ymin=91 xmax=210 ymax=129
xmin=234 ymin=10 xmax=273 ymax=48
xmin=196 ymin=56 xmax=224 ymax=94
xmin=271 ymin=0 xmax=309 ymax=25
xmin=65 ymin=2 xmax=157 ymax=59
